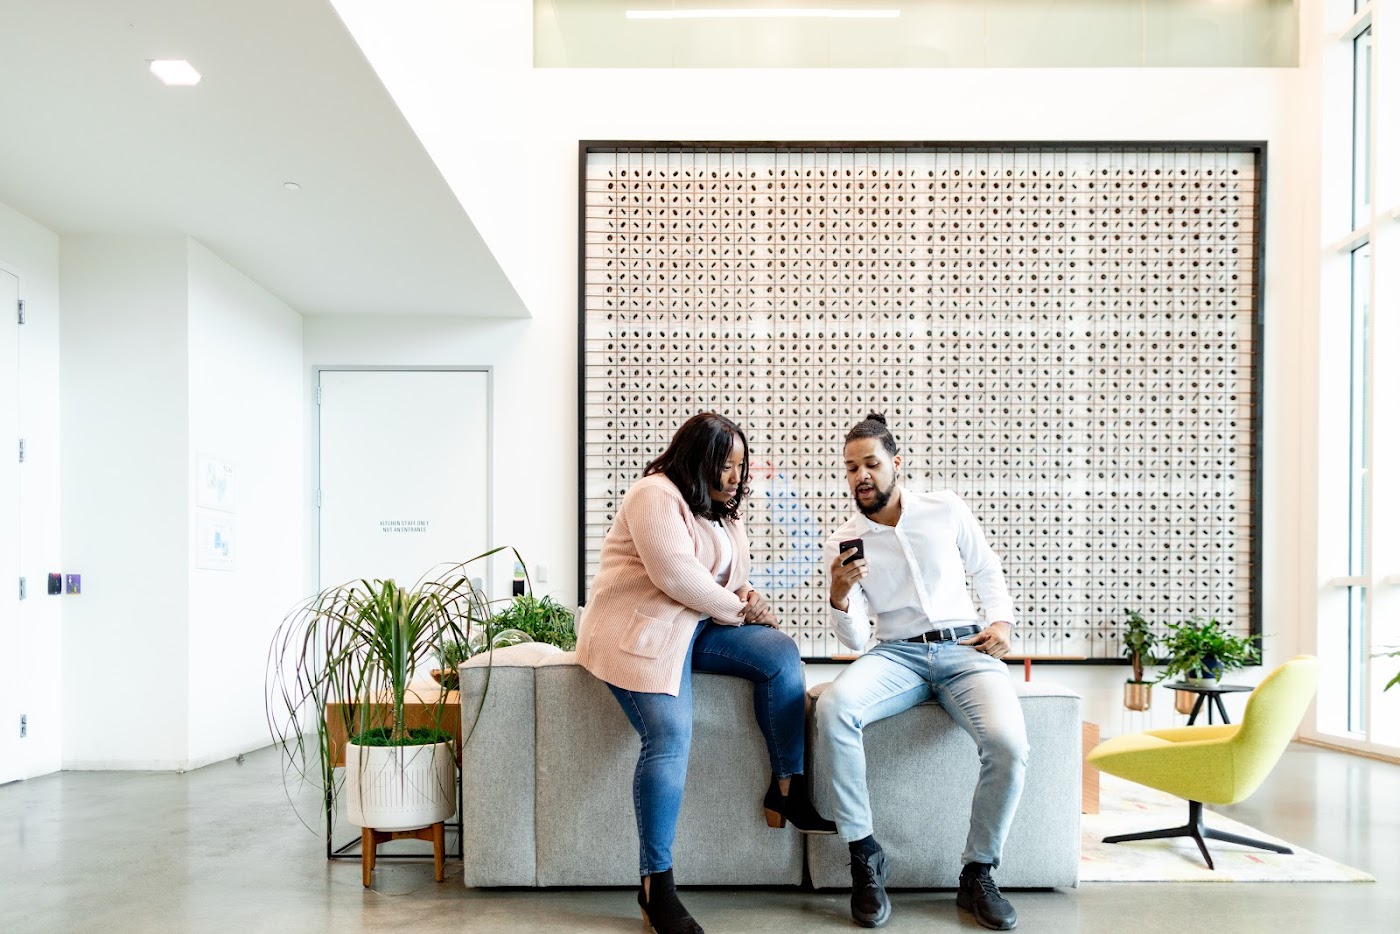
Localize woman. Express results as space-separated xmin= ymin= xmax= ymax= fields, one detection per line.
xmin=576 ymin=412 xmax=834 ymax=934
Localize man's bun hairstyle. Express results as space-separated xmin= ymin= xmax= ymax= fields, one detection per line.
xmin=845 ymin=411 xmax=899 ymax=457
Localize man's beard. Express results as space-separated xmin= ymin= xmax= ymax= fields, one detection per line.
xmin=855 ymin=474 xmax=898 ymax=516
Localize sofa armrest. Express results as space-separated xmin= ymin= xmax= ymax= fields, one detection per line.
xmin=460 ymin=658 xmax=540 ymax=886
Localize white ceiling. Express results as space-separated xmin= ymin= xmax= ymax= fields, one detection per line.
xmin=0 ymin=0 xmax=527 ymax=318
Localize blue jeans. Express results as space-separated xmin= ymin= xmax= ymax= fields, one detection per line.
xmin=814 ymin=639 xmax=1029 ymax=867
xmin=607 ymin=620 xmax=806 ymax=876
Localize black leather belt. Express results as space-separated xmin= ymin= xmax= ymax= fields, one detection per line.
xmin=900 ymin=624 xmax=982 ymax=644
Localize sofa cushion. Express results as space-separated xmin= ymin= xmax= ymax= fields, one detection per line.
xmin=460 ymin=641 xmax=563 ymax=669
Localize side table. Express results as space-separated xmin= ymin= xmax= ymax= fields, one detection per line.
xmin=1164 ymin=682 xmax=1254 ymax=725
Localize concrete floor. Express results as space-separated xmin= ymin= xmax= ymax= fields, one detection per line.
xmin=2 ymin=742 xmax=1396 ymax=933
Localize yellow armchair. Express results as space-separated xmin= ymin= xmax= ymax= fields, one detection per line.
xmin=1087 ymin=655 xmax=1319 ymax=869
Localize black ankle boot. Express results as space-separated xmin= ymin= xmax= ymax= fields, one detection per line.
xmin=637 ymin=868 xmax=703 ymax=934
xmin=762 ymin=773 xmax=838 ymax=834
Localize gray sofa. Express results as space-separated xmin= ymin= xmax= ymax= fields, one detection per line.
xmin=459 ymin=644 xmax=1080 ymax=889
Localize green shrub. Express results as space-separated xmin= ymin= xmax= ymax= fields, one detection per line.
xmin=490 ymin=594 xmax=577 ymax=651
xmin=1155 ymin=617 xmax=1259 ymax=684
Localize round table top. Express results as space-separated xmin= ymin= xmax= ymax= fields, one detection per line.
xmin=1163 ymin=682 xmax=1254 ymax=694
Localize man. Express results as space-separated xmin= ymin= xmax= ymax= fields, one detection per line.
xmin=815 ymin=413 xmax=1028 ymax=931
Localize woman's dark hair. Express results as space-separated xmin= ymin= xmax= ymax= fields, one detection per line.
xmin=644 ymin=412 xmax=750 ymax=521
xmin=844 ymin=411 xmax=899 ymax=457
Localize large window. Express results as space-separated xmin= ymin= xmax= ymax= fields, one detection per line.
xmin=1315 ymin=0 xmax=1397 ymax=755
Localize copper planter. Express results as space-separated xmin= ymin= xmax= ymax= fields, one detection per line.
xmin=1124 ymin=681 xmax=1153 ymax=711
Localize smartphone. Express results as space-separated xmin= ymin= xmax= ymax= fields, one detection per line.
xmin=839 ymin=538 xmax=865 ymax=566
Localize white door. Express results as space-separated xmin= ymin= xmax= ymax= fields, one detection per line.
xmin=317 ymin=369 xmax=491 ymax=592
xmin=0 ymin=271 xmax=21 ymax=784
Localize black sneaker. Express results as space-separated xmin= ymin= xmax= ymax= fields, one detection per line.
xmin=850 ymin=844 xmax=891 ymax=928
xmin=956 ymin=863 xmax=1017 ymax=931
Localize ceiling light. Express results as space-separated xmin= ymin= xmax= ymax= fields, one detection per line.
xmin=283 ymin=182 xmax=301 ymax=191
xmin=149 ymin=60 xmax=201 ymax=86
xmin=626 ymin=8 xmax=901 ymax=19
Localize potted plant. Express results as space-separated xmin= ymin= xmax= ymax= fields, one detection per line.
xmin=489 ymin=593 xmax=578 ymax=651
xmin=1155 ymin=616 xmax=1260 ymax=713
xmin=1121 ymin=609 xmax=1158 ymax=711
xmin=265 ymin=549 xmax=506 ymax=838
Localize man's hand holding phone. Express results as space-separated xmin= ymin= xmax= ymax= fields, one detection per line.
xmin=829 ymin=538 xmax=867 ymax=612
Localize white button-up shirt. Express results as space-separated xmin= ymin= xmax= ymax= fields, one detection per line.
xmin=823 ymin=489 xmax=1015 ymax=651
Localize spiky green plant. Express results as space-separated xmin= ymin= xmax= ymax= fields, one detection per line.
xmin=264 ymin=546 xmax=518 ymax=832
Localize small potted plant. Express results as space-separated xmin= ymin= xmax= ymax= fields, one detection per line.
xmin=1121 ymin=609 xmax=1158 ymax=711
xmin=1155 ymin=616 xmax=1260 ymax=714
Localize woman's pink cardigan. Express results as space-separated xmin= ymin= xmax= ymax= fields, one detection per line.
xmin=576 ymin=473 xmax=750 ymax=695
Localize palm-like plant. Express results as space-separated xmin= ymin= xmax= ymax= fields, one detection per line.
xmin=265 ymin=547 xmax=511 ymax=832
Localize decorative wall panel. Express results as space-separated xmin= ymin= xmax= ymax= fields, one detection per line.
xmin=580 ymin=144 xmax=1263 ymax=662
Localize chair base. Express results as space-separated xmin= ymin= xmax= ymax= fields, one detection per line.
xmin=1102 ymin=799 xmax=1292 ymax=870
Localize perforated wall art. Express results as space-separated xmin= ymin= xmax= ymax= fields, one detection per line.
xmin=579 ymin=144 xmax=1263 ymax=662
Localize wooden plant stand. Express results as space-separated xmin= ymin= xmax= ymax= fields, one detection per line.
xmin=361 ymin=822 xmax=445 ymax=888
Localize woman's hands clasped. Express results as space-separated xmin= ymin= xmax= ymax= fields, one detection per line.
xmin=739 ymin=588 xmax=777 ymax=627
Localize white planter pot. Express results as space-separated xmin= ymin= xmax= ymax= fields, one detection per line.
xmin=344 ymin=740 xmax=456 ymax=832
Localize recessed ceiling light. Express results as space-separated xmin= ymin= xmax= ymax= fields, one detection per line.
xmin=283 ymin=182 xmax=301 ymax=191
xmin=149 ymin=59 xmax=201 ymax=86
xmin=625 ymin=8 xmax=901 ymax=19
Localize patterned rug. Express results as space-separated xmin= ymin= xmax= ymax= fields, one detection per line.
xmin=1080 ymin=775 xmax=1374 ymax=882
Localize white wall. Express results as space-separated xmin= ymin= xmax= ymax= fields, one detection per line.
xmin=0 ymin=202 xmax=63 ymax=780
xmin=186 ymin=240 xmax=304 ymax=769
xmin=60 ymin=236 xmax=191 ymax=769
xmin=329 ymin=1 xmax=1310 ymax=733
xmin=59 ymin=237 xmax=307 ymax=771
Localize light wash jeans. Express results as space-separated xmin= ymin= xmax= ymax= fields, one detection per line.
xmin=607 ymin=620 xmax=807 ymax=876
xmin=814 ymin=639 xmax=1029 ymax=867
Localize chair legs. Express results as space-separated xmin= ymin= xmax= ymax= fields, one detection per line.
xmin=1103 ymin=799 xmax=1293 ymax=870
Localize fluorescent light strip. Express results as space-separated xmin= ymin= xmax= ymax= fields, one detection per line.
xmin=626 ymin=8 xmax=901 ymax=20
